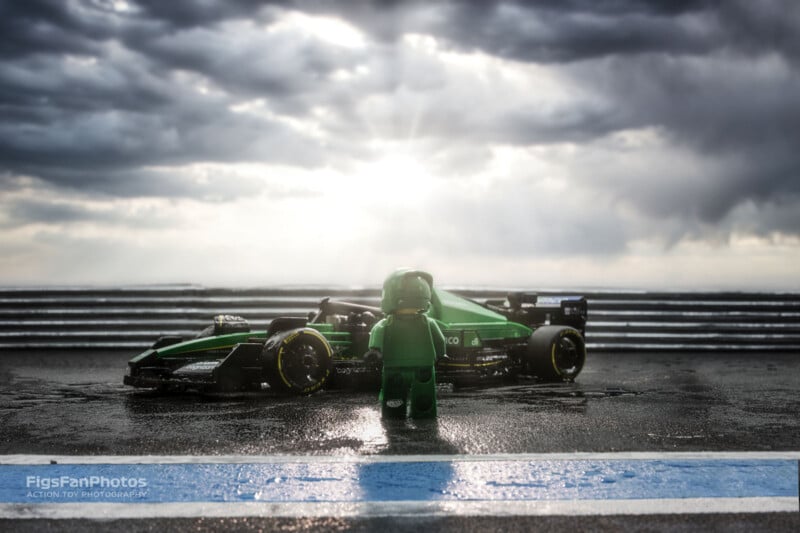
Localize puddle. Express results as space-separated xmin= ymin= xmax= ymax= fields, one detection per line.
xmin=449 ymin=383 xmax=641 ymax=412
xmin=0 ymin=378 xmax=118 ymax=411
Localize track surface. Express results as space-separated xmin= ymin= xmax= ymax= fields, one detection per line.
xmin=0 ymin=350 xmax=798 ymax=531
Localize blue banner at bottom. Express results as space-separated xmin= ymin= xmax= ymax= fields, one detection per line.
xmin=1 ymin=458 xmax=796 ymax=505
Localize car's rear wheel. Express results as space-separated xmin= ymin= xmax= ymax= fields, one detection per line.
xmin=262 ymin=328 xmax=333 ymax=394
xmin=525 ymin=326 xmax=586 ymax=381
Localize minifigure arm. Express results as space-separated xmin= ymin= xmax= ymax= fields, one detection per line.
xmin=428 ymin=319 xmax=446 ymax=360
xmin=368 ymin=318 xmax=387 ymax=351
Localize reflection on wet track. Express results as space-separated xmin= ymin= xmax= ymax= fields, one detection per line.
xmin=1 ymin=351 xmax=799 ymax=458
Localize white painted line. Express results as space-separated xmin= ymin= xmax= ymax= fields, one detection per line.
xmin=3 ymin=451 xmax=800 ymax=465
xmin=0 ymin=497 xmax=796 ymax=519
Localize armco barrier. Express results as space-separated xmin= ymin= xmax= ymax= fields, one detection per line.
xmin=0 ymin=286 xmax=798 ymax=352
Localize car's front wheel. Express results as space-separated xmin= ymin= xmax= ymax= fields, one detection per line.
xmin=262 ymin=328 xmax=333 ymax=394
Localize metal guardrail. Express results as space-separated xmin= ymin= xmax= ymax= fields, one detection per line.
xmin=0 ymin=287 xmax=798 ymax=352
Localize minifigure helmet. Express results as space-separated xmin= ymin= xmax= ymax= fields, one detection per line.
xmin=380 ymin=269 xmax=434 ymax=314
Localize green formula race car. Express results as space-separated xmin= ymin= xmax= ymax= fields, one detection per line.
xmin=124 ymin=288 xmax=587 ymax=394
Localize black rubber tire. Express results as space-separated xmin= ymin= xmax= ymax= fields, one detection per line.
xmin=525 ymin=325 xmax=586 ymax=381
xmin=262 ymin=328 xmax=333 ymax=394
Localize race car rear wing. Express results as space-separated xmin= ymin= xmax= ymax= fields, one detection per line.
xmin=484 ymin=292 xmax=588 ymax=335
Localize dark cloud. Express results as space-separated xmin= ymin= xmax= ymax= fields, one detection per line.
xmin=0 ymin=0 xmax=341 ymax=198
xmin=130 ymin=19 xmax=368 ymax=105
xmin=1 ymin=0 xmax=799 ymax=253
xmin=0 ymin=190 xmax=173 ymax=230
xmin=0 ymin=0 xmax=109 ymax=59
xmin=716 ymin=1 xmax=800 ymax=65
xmin=299 ymin=0 xmax=716 ymax=62
xmin=0 ymin=100 xmax=326 ymax=191
xmin=309 ymin=1 xmax=799 ymax=64
xmin=1 ymin=198 xmax=100 ymax=226
xmin=132 ymin=0 xmax=282 ymax=29
xmin=346 ymin=0 xmax=800 ymax=235
xmin=570 ymin=51 xmax=800 ymax=225
xmin=0 ymin=36 xmax=331 ymax=195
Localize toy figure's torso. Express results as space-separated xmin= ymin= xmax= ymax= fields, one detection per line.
xmin=369 ymin=313 xmax=445 ymax=367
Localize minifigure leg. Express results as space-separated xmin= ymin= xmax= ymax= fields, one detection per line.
xmin=409 ymin=365 xmax=437 ymax=419
xmin=381 ymin=368 xmax=411 ymax=418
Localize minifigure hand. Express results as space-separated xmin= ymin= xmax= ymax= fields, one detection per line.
xmin=363 ymin=349 xmax=383 ymax=369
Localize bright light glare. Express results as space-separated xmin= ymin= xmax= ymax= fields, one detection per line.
xmin=348 ymin=153 xmax=438 ymax=207
xmin=269 ymin=12 xmax=367 ymax=49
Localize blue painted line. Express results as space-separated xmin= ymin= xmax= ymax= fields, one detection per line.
xmin=1 ymin=459 xmax=796 ymax=505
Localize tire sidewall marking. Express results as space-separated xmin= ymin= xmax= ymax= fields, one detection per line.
xmin=550 ymin=343 xmax=562 ymax=376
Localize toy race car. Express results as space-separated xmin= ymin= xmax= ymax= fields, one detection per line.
xmin=124 ymin=288 xmax=587 ymax=394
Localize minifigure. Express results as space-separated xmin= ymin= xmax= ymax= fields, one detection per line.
xmin=368 ymin=269 xmax=446 ymax=418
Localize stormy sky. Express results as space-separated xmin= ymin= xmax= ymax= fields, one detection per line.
xmin=1 ymin=0 xmax=799 ymax=289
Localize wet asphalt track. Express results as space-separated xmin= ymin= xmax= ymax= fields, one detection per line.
xmin=0 ymin=350 xmax=798 ymax=531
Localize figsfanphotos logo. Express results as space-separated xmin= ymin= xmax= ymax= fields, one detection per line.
xmin=25 ymin=475 xmax=149 ymax=500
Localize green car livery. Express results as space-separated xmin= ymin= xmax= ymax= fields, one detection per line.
xmin=124 ymin=286 xmax=587 ymax=394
